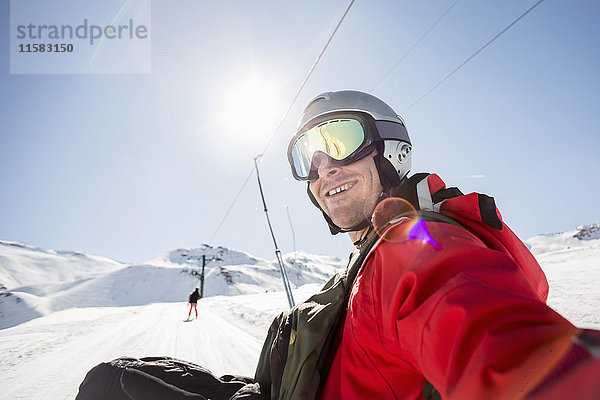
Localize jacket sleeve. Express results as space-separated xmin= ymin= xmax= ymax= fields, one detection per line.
xmin=370 ymin=220 xmax=594 ymax=400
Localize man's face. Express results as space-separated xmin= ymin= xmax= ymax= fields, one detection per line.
xmin=308 ymin=150 xmax=383 ymax=230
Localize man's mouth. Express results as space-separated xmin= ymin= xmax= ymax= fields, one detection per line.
xmin=326 ymin=183 xmax=354 ymax=197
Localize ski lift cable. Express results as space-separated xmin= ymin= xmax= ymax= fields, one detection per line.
xmin=285 ymin=205 xmax=297 ymax=260
xmin=208 ymin=168 xmax=255 ymax=245
xmin=208 ymin=0 xmax=356 ymax=246
xmin=401 ymin=0 xmax=546 ymax=114
xmin=371 ymin=0 xmax=462 ymax=92
xmin=258 ymin=0 xmax=356 ymax=159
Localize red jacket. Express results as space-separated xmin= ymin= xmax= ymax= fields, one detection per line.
xmin=320 ymin=182 xmax=598 ymax=399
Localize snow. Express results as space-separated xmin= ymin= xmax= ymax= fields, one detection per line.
xmin=0 ymin=242 xmax=343 ymax=330
xmin=526 ymin=224 xmax=600 ymax=330
xmin=0 ymin=225 xmax=599 ymax=399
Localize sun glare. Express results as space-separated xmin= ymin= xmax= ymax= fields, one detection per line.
xmin=220 ymin=77 xmax=282 ymax=145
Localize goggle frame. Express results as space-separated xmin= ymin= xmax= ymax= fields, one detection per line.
xmin=287 ymin=112 xmax=377 ymax=182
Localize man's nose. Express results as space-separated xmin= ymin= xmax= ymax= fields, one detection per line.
xmin=314 ymin=154 xmax=340 ymax=179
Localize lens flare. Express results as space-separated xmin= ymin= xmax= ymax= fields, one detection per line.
xmin=407 ymin=218 xmax=440 ymax=249
xmin=372 ymin=197 xmax=415 ymax=240
xmin=372 ymin=197 xmax=440 ymax=249
xmin=312 ymin=152 xmax=331 ymax=171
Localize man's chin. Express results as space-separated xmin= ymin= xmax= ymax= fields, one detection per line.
xmin=330 ymin=216 xmax=365 ymax=230
xmin=328 ymin=204 xmax=368 ymax=228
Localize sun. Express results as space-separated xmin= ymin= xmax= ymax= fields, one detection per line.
xmin=219 ymin=77 xmax=282 ymax=145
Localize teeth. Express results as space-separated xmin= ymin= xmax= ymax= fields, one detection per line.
xmin=328 ymin=183 xmax=353 ymax=196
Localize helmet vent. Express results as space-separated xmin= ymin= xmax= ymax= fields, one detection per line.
xmin=303 ymin=93 xmax=331 ymax=112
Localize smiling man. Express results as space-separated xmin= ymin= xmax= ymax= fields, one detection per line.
xmin=255 ymin=90 xmax=600 ymax=400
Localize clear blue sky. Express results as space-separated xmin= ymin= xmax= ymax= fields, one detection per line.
xmin=1 ymin=0 xmax=599 ymax=263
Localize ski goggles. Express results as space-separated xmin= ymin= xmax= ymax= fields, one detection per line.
xmin=287 ymin=116 xmax=374 ymax=181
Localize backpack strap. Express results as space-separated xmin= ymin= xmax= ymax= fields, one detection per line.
xmin=419 ymin=209 xmax=466 ymax=230
xmin=431 ymin=187 xmax=464 ymax=204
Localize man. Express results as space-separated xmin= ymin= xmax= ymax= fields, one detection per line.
xmin=255 ymin=90 xmax=598 ymax=399
xmin=77 ymin=91 xmax=599 ymax=399
xmin=188 ymin=287 xmax=200 ymax=320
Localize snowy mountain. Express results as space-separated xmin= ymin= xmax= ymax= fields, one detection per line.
xmin=0 ymin=241 xmax=344 ymax=330
xmin=0 ymin=240 xmax=127 ymax=329
xmin=0 ymin=223 xmax=598 ymax=399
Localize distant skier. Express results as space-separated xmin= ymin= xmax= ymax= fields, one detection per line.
xmin=187 ymin=288 xmax=200 ymax=319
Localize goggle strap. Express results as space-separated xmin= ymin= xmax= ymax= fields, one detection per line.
xmin=374 ymin=121 xmax=410 ymax=142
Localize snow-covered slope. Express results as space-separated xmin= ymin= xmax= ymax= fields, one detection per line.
xmin=526 ymin=222 xmax=600 ymax=329
xmin=0 ymin=240 xmax=128 ymax=329
xmin=0 ymin=285 xmax=323 ymax=400
xmin=0 ymin=242 xmax=343 ymax=329
xmin=0 ymin=240 xmax=126 ymax=288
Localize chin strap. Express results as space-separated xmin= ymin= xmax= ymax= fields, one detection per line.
xmin=352 ymin=225 xmax=374 ymax=247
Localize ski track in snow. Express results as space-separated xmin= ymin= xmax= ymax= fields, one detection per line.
xmin=0 ymin=301 xmax=268 ymax=400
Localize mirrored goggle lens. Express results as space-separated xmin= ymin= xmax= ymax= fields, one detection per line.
xmin=290 ymin=119 xmax=365 ymax=180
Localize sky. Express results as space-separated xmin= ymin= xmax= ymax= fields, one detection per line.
xmin=1 ymin=0 xmax=599 ymax=264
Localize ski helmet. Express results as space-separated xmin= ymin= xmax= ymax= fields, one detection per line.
xmin=288 ymin=90 xmax=412 ymax=234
